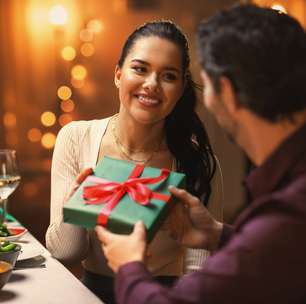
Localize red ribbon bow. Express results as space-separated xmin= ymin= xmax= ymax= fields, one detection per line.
xmin=83 ymin=165 xmax=171 ymax=226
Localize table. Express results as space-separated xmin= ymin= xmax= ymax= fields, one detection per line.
xmin=0 ymin=228 xmax=103 ymax=303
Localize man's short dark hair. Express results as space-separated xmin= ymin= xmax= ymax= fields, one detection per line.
xmin=197 ymin=4 xmax=306 ymax=122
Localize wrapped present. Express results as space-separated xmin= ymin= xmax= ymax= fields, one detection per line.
xmin=63 ymin=156 xmax=185 ymax=241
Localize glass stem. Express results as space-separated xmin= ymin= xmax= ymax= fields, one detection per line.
xmin=0 ymin=199 xmax=8 ymax=224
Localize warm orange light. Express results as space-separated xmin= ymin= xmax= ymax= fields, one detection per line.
xmin=42 ymin=158 xmax=52 ymax=171
xmin=271 ymin=3 xmax=287 ymax=14
xmin=71 ymin=78 xmax=85 ymax=89
xmin=113 ymin=0 xmax=127 ymax=14
xmin=60 ymin=99 xmax=75 ymax=112
xmin=59 ymin=114 xmax=73 ymax=126
xmin=5 ymin=132 xmax=18 ymax=147
xmin=79 ymin=81 xmax=96 ymax=97
xmin=41 ymin=111 xmax=56 ymax=127
xmin=3 ymin=112 xmax=17 ymax=128
xmin=80 ymin=43 xmax=95 ymax=57
xmin=80 ymin=29 xmax=94 ymax=42
xmin=57 ymin=85 xmax=72 ymax=100
xmin=49 ymin=5 xmax=68 ymax=25
xmin=41 ymin=132 xmax=56 ymax=149
xmin=87 ymin=19 xmax=104 ymax=33
xmin=71 ymin=65 xmax=87 ymax=80
xmin=23 ymin=182 xmax=38 ymax=198
xmin=28 ymin=128 xmax=42 ymax=142
xmin=61 ymin=46 xmax=76 ymax=61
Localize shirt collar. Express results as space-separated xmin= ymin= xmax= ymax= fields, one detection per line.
xmin=245 ymin=122 xmax=306 ymax=200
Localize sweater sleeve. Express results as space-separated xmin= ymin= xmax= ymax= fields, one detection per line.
xmin=45 ymin=122 xmax=89 ymax=263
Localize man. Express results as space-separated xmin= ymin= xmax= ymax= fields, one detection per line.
xmin=95 ymin=4 xmax=306 ymax=303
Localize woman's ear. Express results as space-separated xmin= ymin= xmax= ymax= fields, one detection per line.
xmin=114 ymin=65 xmax=121 ymax=88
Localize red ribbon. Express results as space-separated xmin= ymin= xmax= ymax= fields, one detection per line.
xmin=83 ymin=165 xmax=171 ymax=226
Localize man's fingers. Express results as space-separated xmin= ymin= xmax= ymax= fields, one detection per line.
xmin=95 ymin=225 xmax=114 ymax=245
xmin=168 ymin=186 xmax=201 ymax=208
xmin=76 ymin=168 xmax=93 ymax=184
xmin=133 ymin=221 xmax=146 ymax=241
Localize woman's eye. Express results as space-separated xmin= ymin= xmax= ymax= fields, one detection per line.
xmin=132 ymin=66 xmax=146 ymax=74
xmin=163 ymin=73 xmax=177 ymax=81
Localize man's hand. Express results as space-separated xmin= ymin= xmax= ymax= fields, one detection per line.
xmin=95 ymin=221 xmax=147 ymax=272
xmin=168 ymin=186 xmax=223 ymax=251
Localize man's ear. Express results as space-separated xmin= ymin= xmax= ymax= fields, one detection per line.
xmin=219 ymin=76 xmax=240 ymax=116
xmin=114 ymin=65 xmax=121 ymax=88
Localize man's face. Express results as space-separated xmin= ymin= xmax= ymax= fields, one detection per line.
xmin=200 ymin=70 xmax=238 ymax=143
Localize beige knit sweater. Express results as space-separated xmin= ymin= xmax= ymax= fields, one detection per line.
xmin=45 ymin=118 xmax=223 ymax=277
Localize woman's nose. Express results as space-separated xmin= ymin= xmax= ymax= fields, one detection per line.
xmin=143 ymin=73 xmax=159 ymax=91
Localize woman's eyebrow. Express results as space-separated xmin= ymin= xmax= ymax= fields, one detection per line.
xmin=131 ymin=59 xmax=149 ymax=65
xmin=130 ymin=59 xmax=180 ymax=73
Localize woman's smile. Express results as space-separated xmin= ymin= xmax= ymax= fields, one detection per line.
xmin=135 ymin=93 xmax=161 ymax=107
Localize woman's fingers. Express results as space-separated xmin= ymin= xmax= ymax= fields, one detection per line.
xmin=65 ymin=168 xmax=93 ymax=202
xmin=76 ymin=168 xmax=93 ymax=184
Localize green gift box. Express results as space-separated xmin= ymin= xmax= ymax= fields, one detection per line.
xmin=63 ymin=156 xmax=185 ymax=242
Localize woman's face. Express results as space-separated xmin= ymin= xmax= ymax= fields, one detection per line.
xmin=115 ymin=36 xmax=185 ymax=125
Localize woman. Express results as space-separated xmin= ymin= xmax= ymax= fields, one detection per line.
xmin=46 ymin=20 xmax=221 ymax=303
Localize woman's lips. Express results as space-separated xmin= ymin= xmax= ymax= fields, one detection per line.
xmin=135 ymin=94 xmax=161 ymax=107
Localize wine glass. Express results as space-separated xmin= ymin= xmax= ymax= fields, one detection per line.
xmin=0 ymin=150 xmax=21 ymax=224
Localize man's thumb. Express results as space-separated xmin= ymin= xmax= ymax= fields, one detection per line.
xmin=133 ymin=221 xmax=146 ymax=240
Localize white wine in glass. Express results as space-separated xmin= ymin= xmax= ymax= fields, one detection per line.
xmin=0 ymin=150 xmax=21 ymax=224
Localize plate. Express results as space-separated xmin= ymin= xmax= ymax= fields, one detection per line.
xmin=17 ymin=247 xmax=44 ymax=261
xmin=5 ymin=227 xmax=28 ymax=241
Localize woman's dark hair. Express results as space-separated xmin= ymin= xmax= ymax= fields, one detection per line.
xmin=197 ymin=4 xmax=306 ymax=122
xmin=118 ymin=20 xmax=216 ymax=204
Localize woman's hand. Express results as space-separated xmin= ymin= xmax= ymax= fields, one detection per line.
xmin=168 ymin=186 xmax=223 ymax=251
xmin=64 ymin=168 xmax=93 ymax=202
xmin=95 ymin=221 xmax=147 ymax=273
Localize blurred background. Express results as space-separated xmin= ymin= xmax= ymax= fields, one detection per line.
xmin=1 ymin=0 xmax=305 ymax=276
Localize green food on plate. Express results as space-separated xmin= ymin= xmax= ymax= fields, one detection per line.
xmin=0 ymin=224 xmax=12 ymax=237
xmin=0 ymin=240 xmax=17 ymax=252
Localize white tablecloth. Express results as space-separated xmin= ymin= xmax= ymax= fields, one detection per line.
xmin=0 ymin=230 xmax=103 ymax=303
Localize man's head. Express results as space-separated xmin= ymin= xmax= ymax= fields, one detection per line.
xmin=197 ymin=4 xmax=306 ymax=125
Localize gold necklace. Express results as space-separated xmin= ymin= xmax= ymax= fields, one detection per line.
xmin=111 ymin=114 xmax=162 ymax=165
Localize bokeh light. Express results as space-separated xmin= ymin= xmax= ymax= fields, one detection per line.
xmin=61 ymin=46 xmax=76 ymax=61
xmin=41 ymin=111 xmax=56 ymax=127
xmin=27 ymin=128 xmax=42 ymax=142
xmin=71 ymin=64 xmax=87 ymax=80
xmin=49 ymin=5 xmax=68 ymax=25
xmin=87 ymin=19 xmax=104 ymax=33
xmin=80 ymin=29 xmax=93 ymax=42
xmin=80 ymin=43 xmax=95 ymax=57
xmin=59 ymin=114 xmax=73 ymax=126
xmin=3 ymin=112 xmax=17 ymax=128
xmin=71 ymin=78 xmax=85 ymax=89
xmin=57 ymin=85 xmax=72 ymax=100
xmin=41 ymin=132 xmax=56 ymax=149
xmin=60 ymin=99 xmax=75 ymax=112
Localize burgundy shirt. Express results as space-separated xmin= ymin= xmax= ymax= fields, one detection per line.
xmin=115 ymin=123 xmax=306 ymax=304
